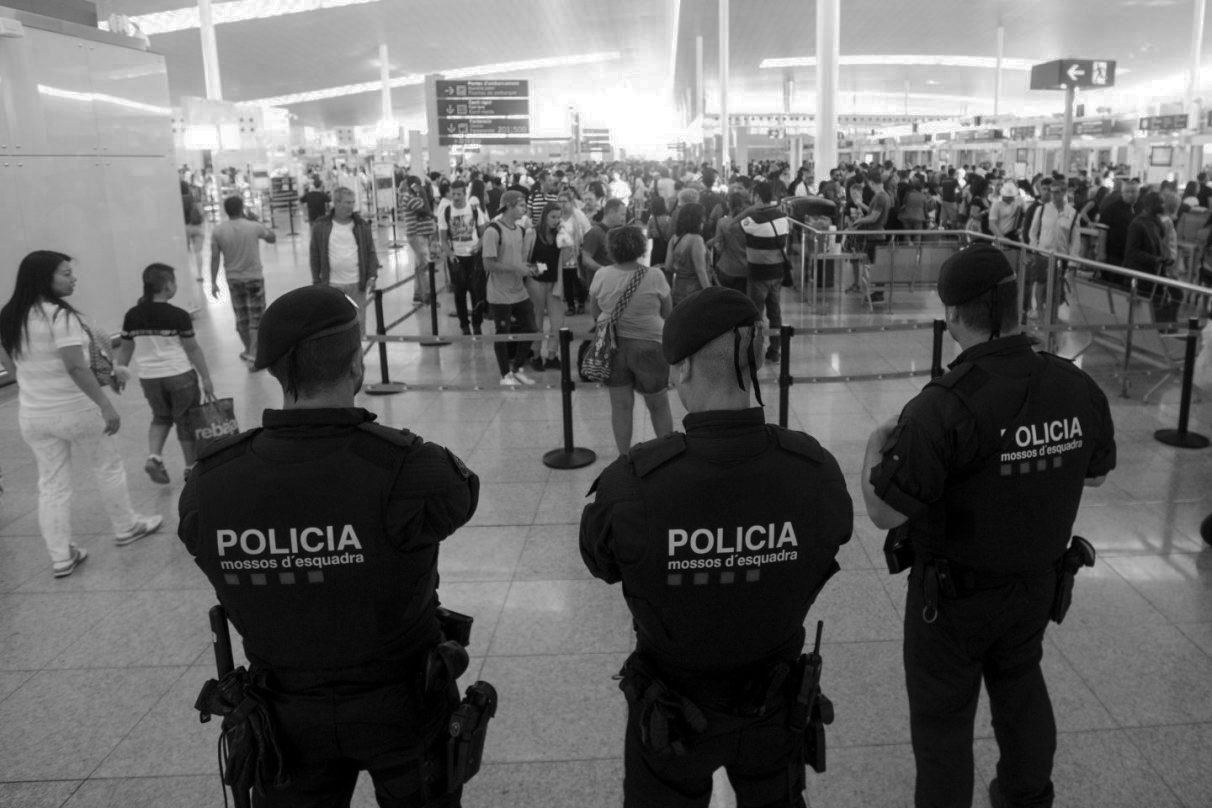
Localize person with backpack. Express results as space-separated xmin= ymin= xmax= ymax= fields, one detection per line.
xmin=1028 ymin=178 xmax=1080 ymax=320
xmin=115 ymin=263 xmax=214 ymax=484
xmin=482 ymin=191 xmax=539 ymax=387
xmin=438 ymin=180 xmax=487 ymax=335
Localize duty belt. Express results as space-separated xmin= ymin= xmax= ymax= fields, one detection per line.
xmin=918 ymin=555 xmax=1057 ymax=624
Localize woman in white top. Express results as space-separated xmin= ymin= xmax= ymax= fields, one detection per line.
xmin=587 ymin=225 xmax=674 ymax=455
xmin=0 ymin=251 xmax=163 ymax=579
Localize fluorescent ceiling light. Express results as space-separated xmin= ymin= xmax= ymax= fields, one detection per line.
xmin=760 ymin=55 xmax=1038 ymax=71
xmin=126 ymin=0 xmax=381 ymax=36
xmin=246 ymin=52 xmax=621 ymax=107
xmin=38 ymin=84 xmax=172 ymax=115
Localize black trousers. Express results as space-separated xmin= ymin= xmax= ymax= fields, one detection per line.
xmin=255 ymin=679 xmax=461 ymax=808
xmin=448 ymin=254 xmax=485 ymax=331
xmin=904 ymin=565 xmax=1057 ymax=808
xmin=623 ymin=701 xmax=806 ymax=808
xmin=489 ymin=299 xmax=536 ymax=376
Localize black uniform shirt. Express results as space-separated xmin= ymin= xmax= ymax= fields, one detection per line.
xmin=581 ymin=408 xmax=852 ymax=678
xmin=179 ymin=407 xmax=479 ymax=681
xmin=870 ymin=335 xmax=1116 ymax=570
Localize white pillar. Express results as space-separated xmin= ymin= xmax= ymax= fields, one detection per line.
xmin=994 ymin=25 xmax=1005 ymax=117
xmin=198 ymin=0 xmax=223 ymax=100
xmin=379 ymin=43 xmax=393 ymax=132
xmin=718 ymin=0 xmax=731 ymax=174
xmin=814 ymin=0 xmax=839 ymax=179
xmin=695 ymin=36 xmax=704 ymax=121
xmin=1187 ymin=0 xmax=1207 ymax=129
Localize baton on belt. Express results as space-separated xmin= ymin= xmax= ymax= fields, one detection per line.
xmin=209 ymin=604 xmax=235 ymax=678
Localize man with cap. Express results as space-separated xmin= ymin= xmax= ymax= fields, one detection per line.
xmin=580 ymin=287 xmax=853 ymax=808
xmin=861 ymin=244 xmax=1116 ymax=808
xmin=179 ymin=285 xmax=481 ymax=807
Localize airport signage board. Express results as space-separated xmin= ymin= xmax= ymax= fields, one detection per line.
xmin=1030 ymin=59 xmax=1116 ymax=91
xmin=438 ymin=117 xmax=530 ymax=146
xmin=1139 ymin=114 xmax=1188 ymax=133
xmin=961 ymin=129 xmax=1002 ymax=142
xmin=933 ymin=132 xmax=952 ymax=141
xmin=436 ymin=80 xmax=528 ymax=98
xmin=1010 ymin=125 xmax=1037 ymax=140
xmin=1041 ymin=123 xmax=1065 ymax=140
xmin=1074 ymin=119 xmax=1112 ymax=136
xmin=439 ymin=98 xmax=529 ymax=117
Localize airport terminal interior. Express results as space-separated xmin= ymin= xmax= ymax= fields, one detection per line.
xmin=2 ymin=1 xmax=1212 ymax=807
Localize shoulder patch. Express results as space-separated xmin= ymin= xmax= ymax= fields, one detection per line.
xmin=926 ymin=361 xmax=976 ymax=391
xmin=768 ymin=427 xmax=825 ymax=464
xmin=356 ymin=421 xmax=421 ymax=449
xmin=627 ymin=433 xmax=687 ymax=477
xmin=351 ymin=422 xmax=421 ymax=471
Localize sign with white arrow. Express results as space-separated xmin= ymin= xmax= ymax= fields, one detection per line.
xmin=436 ymin=80 xmax=528 ymax=99
xmin=1030 ymin=59 xmax=1116 ymax=91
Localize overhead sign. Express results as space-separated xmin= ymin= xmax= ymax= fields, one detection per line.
xmin=436 ymin=79 xmax=528 ymax=98
xmin=1074 ymin=119 xmax=1113 ymax=136
xmin=439 ymin=98 xmax=529 ymax=117
xmin=1010 ymin=125 xmax=1037 ymax=140
xmin=1139 ymin=114 xmax=1189 ymax=133
xmin=961 ymin=129 xmax=1003 ymax=142
xmin=1041 ymin=123 xmax=1065 ymax=140
xmin=933 ymin=132 xmax=952 ymax=141
xmin=582 ymin=127 xmax=612 ymax=148
xmin=1030 ymin=59 xmax=1116 ymax=91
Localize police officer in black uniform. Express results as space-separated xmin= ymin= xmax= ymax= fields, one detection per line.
xmin=861 ymin=244 xmax=1116 ymax=808
xmin=179 ymin=285 xmax=480 ymax=807
xmin=580 ymin=287 xmax=853 ymax=808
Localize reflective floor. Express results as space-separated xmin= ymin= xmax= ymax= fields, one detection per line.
xmin=1 ymin=221 xmax=1211 ymax=808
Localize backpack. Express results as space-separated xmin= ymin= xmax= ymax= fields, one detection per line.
xmin=1021 ymin=201 xmax=1043 ymax=245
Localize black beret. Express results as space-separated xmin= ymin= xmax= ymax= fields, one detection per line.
xmin=253 ymin=285 xmax=360 ymax=369
xmin=662 ymin=287 xmax=761 ymax=364
xmin=937 ymin=244 xmax=1016 ymax=306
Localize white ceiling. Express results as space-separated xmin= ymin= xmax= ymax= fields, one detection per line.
xmin=101 ymin=0 xmax=1212 ymax=128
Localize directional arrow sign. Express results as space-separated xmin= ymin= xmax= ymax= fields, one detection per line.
xmin=436 ymin=79 xmax=528 ymax=99
xmin=440 ymin=98 xmax=529 ymax=117
xmin=1030 ymin=59 xmax=1116 ymax=91
xmin=1065 ymin=63 xmax=1085 ymax=82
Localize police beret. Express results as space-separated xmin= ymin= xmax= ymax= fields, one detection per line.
xmin=253 ymin=285 xmax=360 ymax=369
xmin=937 ymin=244 xmax=1016 ymax=306
xmin=662 ymin=287 xmax=761 ymax=364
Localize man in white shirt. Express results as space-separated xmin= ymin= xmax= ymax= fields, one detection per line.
xmin=437 ymin=180 xmax=487 ymax=335
xmin=1027 ymin=179 xmax=1079 ymax=319
xmin=308 ymin=187 xmax=380 ymax=330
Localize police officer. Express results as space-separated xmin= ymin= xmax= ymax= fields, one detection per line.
xmin=179 ymin=285 xmax=480 ymax=807
xmin=860 ymin=244 xmax=1116 ymax=808
xmin=580 ymin=287 xmax=853 ymax=808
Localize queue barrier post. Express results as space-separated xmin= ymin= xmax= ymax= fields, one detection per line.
xmin=931 ymin=319 xmax=947 ymax=379
xmin=388 ymin=209 xmax=404 ymax=250
xmin=1153 ymin=317 xmax=1210 ymax=449
xmin=420 ymin=262 xmax=450 ymax=347
xmin=542 ymin=328 xmax=597 ymax=469
xmin=364 ymin=288 xmax=406 ymax=395
xmin=778 ymin=325 xmax=794 ymax=429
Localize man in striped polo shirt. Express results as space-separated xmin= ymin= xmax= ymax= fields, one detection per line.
xmin=397 ymin=175 xmax=436 ymax=304
xmin=527 ymin=170 xmax=561 ymax=228
xmin=739 ymin=180 xmax=790 ymax=363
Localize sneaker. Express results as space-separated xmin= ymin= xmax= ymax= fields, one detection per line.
xmin=500 ymin=373 xmax=523 ymax=387
xmin=115 ymin=514 xmax=163 ymax=547
xmin=530 ymin=356 xmax=545 ymax=373
xmin=238 ymin=351 xmax=254 ymax=363
xmin=53 ymin=545 xmax=88 ymax=578
xmin=765 ymin=348 xmax=780 ymax=364
xmin=144 ymin=456 xmax=170 ymax=485
xmin=544 ymin=356 xmax=561 ymax=370
xmin=512 ymin=368 xmax=537 ymax=386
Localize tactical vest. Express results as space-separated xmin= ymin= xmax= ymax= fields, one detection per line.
xmin=191 ymin=423 xmax=441 ymax=679
xmin=914 ymin=353 xmax=1101 ymax=573
xmin=619 ymin=427 xmax=848 ymax=679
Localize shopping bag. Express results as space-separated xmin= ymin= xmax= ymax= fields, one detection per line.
xmin=185 ymin=395 xmax=240 ymax=452
xmin=579 ymin=321 xmax=617 ymax=382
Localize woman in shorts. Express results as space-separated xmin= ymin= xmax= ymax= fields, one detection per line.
xmin=115 ymin=263 xmax=214 ymax=484
xmin=588 ymin=224 xmax=674 ymax=455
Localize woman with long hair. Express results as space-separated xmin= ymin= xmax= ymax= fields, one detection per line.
xmin=1125 ymin=191 xmax=1177 ymax=322
xmin=0 ymin=251 xmax=163 ymax=578
xmin=587 ymin=225 xmax=674 ymax=455
xmin=665 ymin=203 xmax=712 ymax=306
xmin=647 ymin=196 xmax=674 ymax=285
xmin=527 ymin=202 xmax=567 ymax=370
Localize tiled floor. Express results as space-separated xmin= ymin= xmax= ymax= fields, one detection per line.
xmin=1 ymin=222 xmax=1210 ymax=807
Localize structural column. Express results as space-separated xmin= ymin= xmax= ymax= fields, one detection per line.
xmin=994 ymin=25 xmax=1004 ymax=116
xmin=814 ymin=0 xmax=839 ymax=179
xmin=695 ymin=35 xmax=704 ymax=121
xmin=379 ymin=43 xmax=393 ymax=134
xmin=197 ymin=0 xmax=223 ymax=100
xmin=1187 ymin=0 xmax=1207 ymax=129
xmin=718 ymin=0 xmax=731 ymax=174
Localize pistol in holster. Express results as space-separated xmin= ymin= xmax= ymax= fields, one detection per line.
xmin=424 ymin=607 xmax=475 ymax=693
xmin=883 ymin=523 xmax=915 ymax=575
xmin=616 ymin=654 xmax=709 ymax=760
xmin=790 ymin=621 xmax=835 ymax=774
xmin=1050 ymin=535 xmax=1095 ymax=624
xmin=445 ymin=680 xmax=498 ymax=793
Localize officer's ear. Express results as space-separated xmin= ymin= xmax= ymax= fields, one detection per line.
xmin=674 ymin=357 xmax=692 ymax=386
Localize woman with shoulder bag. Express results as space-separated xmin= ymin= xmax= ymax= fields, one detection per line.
xmin=587 ymin=225 xmax=674 ymax=455
xmin=0 ymin=251 xmax=163 ymax=579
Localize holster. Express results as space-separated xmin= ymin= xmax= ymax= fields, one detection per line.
xmin=617 ymin=653 xmax=709 ymax=759
xmin=788 ymin=654 xmax=834 ymax=774
xmin=446 ymin=681 xmax=498 ymax=793
xmin=194 ymin=667 xmax=291 ymax=808
xmin=1050 ymin=536 xmax=1096 ymax=624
